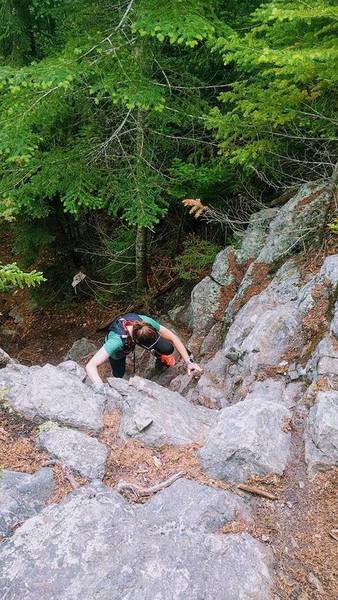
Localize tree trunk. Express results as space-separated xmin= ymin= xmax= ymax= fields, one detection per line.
xmin=135 ymin=225 xmax=148 ymax=289
xmin=134 ymin=73 xmax=149 ymax=289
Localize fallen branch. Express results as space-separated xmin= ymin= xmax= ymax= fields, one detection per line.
xmin=116 ymin=472 xmax=185 ymax=499
xmin=237 ymin=484 xmax=277 ymax=501
xmin=329 ymin=529 xmax=338 ymax=542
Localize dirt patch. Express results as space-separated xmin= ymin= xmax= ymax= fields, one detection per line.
xmin=213 ymin=282 xmax=237 ymax=322
xmin=246 ymin=413 xmax=337 ymax=600
xmin=256 ymin=363 xmax=289 ymax=380
xmin=212 ymin=250 xmax=254 ymax=322
xmin=100 ymin=409 xmax=232 ymax=501
xmin=232 ymin=261 xmax=272 ymax=313
xmin=0 ymin=405 xmax=86 ymax=505
xmin=0 ymin=405 xmax=48 ymax=473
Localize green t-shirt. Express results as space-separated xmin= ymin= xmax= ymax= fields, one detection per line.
xmin=103 ymin=314 xmax=160 ymax=360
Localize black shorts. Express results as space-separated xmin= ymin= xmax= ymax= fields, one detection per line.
xmin=109 ymin=339 xmax=174 ymax=379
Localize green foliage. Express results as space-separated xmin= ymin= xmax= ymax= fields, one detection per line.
xmin=0 ymin=0 xmax=335 ymax=302
xmin=174 ymin=238 xmax=221 ymax=282
xmin=0 ymin=262 xmax=45 ymax=291
xmin=208 ymin=0 xmax=338 ymax=184
xmin=132 ymin=0 xmax=218 ymax=46
xmin=328 ymin=218 xmax=338 ymax=234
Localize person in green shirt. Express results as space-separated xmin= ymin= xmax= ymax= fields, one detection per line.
xmin=85 ymin=312 xmax=202 ymax=383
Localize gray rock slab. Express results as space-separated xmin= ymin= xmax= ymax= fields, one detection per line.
xmin=257 ymin=181 xmax=332 ymax=265
xmin=306 ymin=335 xmax=338 ymax=386
xmin=118 ymin=375 xmax=217 ymax=446
xmin=236 ymin=207 xmax=279 ymax=264
xmin=211 ymin=247 xmax=235 ymax=286
xmin=0 ymin=363 xmax=104 ymax=431
xmin=37 ymin=425 xmax=108 ymax=479
xmin=200 ymin=321 xmax=223 ymax=356
xmin=189 ymin=275 xmax=221 ymax=334
xmin=220 ymin=304 xmax=301 ymax=404
xmin=0 ymin=481 xmax=273 ymax=600
xmin=0 ymin=468 xmax=53 ymax=538
xmin=65 ymin=337 xmax=98 ymax=362
xmin=243 ymin=379 xmax=305 ymax=409
xmin=56 ymin=360 xmax=86 ymax=380
xmin=138 ymin=478 xmax=253 ymax=532
xmin=305 ymin=391 xmax=338 ymax=476
xmin=331 ymin=301 xmax=338 ymax=338
xmin=198 ymin=399 xmax=291 ymax=482
xmin=320 ymin=254 xmax=338 ymax=288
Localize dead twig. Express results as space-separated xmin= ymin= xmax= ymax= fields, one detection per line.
xmin=329 ymin=529 xmax=338 ymax=542
xmin=237 ymin=484 xmax=277 ymax=501
xmin=116 ymin=471 xmax=185 ymax=499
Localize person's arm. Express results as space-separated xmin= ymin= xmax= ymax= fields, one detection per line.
xmin=85 ymin=347 xmax=110 ymax=383
xmin=158 ymin=325 xmax=203 ymax=375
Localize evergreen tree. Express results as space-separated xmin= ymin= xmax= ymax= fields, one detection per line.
xmin=0 ymin=0 xmax=226 ymax=291
xmin=208 ymin=0 xmax=338 ymax=187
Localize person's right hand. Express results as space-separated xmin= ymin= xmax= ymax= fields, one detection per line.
xmin=187 ymin=362 xmax=203 ymax=375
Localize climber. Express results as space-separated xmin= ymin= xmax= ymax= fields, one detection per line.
xmin=85 ymin=312 xmax=203 ymax=383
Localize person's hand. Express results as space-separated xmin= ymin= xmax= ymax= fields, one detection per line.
xmin=187 ymin=361 xmax=203 ymax=376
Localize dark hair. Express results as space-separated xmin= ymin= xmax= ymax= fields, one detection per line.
xmin=132 ymin=321 xmax=158 ymax=348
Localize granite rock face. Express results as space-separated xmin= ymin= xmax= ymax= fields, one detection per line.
xmin=198 ymin=399 xmax=291 ymax=482
xmin=116 ymin=376 xmax=216 ymax=446
xmin=192 ymin=255 xmax=338 ymax=408
xmin=256 ymin=181 xmax=332 ymax=265
xmin=188 ymin=208 xmax=278 ymax=337
xmin=305 ymin=391 xmax=338 ymax=476
xmin=0 ymin=363 xmax=104 ymax=431
xmin=187 ymin=182 xmax=332 ymax=342
xmin=306 ymin=336 xmax=338 ymax=388
xmin=0 ymin=468 xmax=53 ymax=538
xmin=56 ymin=360 xmax=86 ymax=381
xmin=0 ymin=481 xmax=273 ymax=600
xmin=37 ymin=424 xmax=108 ymax=480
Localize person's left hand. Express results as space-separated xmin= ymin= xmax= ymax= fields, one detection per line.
xmin=187 ymin=362 xmax=203 ymax=375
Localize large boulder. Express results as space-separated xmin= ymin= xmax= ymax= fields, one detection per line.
xmin=37 ymin=424 xmax=108 ymax=480
xmin=137 ymin=478 xmax=253 ymax=531
xmin=0 ymin=468 xmax=53 ymax=538
xmin=198 ymin=399 xmax=291 ymax=482
xmin=0 ymin=481 xmax=273 ymax=600
xmin=114 ymin=376 xmax=216 ymax=446
xmin=0 ymin=363 xmax=104 ymax=431
xmin=65 ymin=337 xmax=98 ymax=362
xmin=305 ymin=391 xmax=338 ymax=476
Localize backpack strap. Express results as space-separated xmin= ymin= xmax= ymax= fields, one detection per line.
xmin=107 ymin=316 xmax=135 ymax=355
